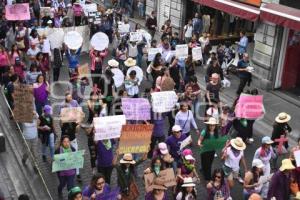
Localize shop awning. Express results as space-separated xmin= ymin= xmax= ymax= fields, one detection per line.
xmin=197 ymin=0 xmax=260 ymax=21
xmin=260 ymin=3 xmax=300 ymax=31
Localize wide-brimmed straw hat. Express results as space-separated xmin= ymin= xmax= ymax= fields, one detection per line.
xmin=124 ymin=58 xmax=136 ymax=67
xmin=230 ymin=137 xmax=246 ymax=151
xmin=120 ymin=153 xmax=136 ymax=164
xmin=252 ymin=159 xmax=265 ymax=168
xmin=108 ymin=59 xmax=119 ymax=68
xmin=204 ymin=117 xmax=218 ymax=125
xmin=182 ymin=177 xmax=195 ymax=187
xmin=279 ymin=158 xmax=295 ymax=171
xmin=275 ymin=112 xmax=291 ymax=123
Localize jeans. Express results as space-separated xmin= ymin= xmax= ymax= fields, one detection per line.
xmin=42 ymin=133 xmax=55 ymax=159
xmin=243 ymin=190 xmax=251 ymax=200
xmin=201 ymin=150 xmax=215 ymax=180
xmin=179 ymin=67 xmax=186 ymax=82
xmin=137 ymin=3 xmax=144 ymax=17
xmin=58 ymin=175 xmax=75 ymax=193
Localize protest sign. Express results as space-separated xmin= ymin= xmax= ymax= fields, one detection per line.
xmin=94 ymin=115 xmax=126 ymax=141
xmin=111 ymin=68 xmax=124 ymax=88
xmin=176 ymin=44 xmax=188 ymax=59
xmin=294 ymin=150 xmax=300 ymax=167
xmin=96 ymin=187 xmax=120 ymax=200
xmin=151 ymin=91 xmax=178 ymax=113
xmin=82 ymin=3 xmax=97 ymax=16
xmin=144 ymin=168 xmax=177 ymax=192
xmin=52 ymin=150 xmax=85 ymax=172
xmin=90 ymin=32 xmax=109 ymax=51
xmin=121 ymin=98 xmax=151 ymax=120
xmin=78 ymin=63 xmax=89 ymax=77
xmin=180 ymin=135 xmax=192 ymax=150
xmin=13 ymin=85 xmax=33 ymax=123
xmin=60 ymin=107 xmax=85 ymax=123
xmin=148 ymin=48 xmax=162 ymax=62
xmin=192 ymin=47 xmax=203 ymax=61
xmin=47 ymin=28 xmax=65 ymax=49
xmin=130 ymin=32 xmax=142 ymax=42
xmin=118 ymin=22 xmax=128 ymax=34
xmin=64 ymin=31 xmax=83 ymax=50
xmin=5 ymin=3 xmax=30 ymax=21
xmin=163 ymin=50 xmax=175 ymax=63
xmin=199 ymin=136 xmax=228 ymax=154
xmin=161 ymin=77 xmax=175 ymax=91
xmin=119 ymin=124 xmax=153 ymax=154
xmin=235 ymin=94 xmax=264 ymax=119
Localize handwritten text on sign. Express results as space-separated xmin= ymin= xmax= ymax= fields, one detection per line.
xmin=52 ymin=150 xmax=85 ymax=172
xmin=176 ymin=44 xmax=188 ymax=59
xmin=235 ymin=94 xmax=264 ymax=119
xmin=119 ymin=124 xmax=153 ymax=154
xmin=5 ymin=3 xmax=30 ymax=21
xmin=121 ymin=98 xmax=151 ymax=120
xmin=144 ymin=168 xmax=177 ymax=192
xmin=192 ymin=47 xmax=203 ymax=61
xmin=151 ymin=91 xmax=178 ymax=113
xmin=94 ymin=115 xmax=126 ymax=141
xmin=13 ymin=85 xmax=33 ymax=123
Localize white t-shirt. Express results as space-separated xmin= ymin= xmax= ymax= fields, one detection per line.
xmin=224 ymin=147 xmax=244 ymax=172
xmin=176 ymin=192 xmax=196 ymax=200
xmin=184 ymin=25 xmax=193 ymax=38
xmin=27 ymin=47 xmax=41 ymax=57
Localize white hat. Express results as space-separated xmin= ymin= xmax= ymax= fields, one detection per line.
xmin=124 ymin=58 xmax=136 ymax=67
xmin=158 ymin=142 xmax=168 ymax=155
xmin=172 ymin=125 xmax=182 ymax=132
xmin=67 ymin=3 xmax=72 ymax=7
xmin=252 ymin=159 xmax=265 ymax=168
xmin=275 ymin=112 xmax=291 ymax=123
xmin=182 ymin=177 xmax=195 ymax=187
xmin=120 ymin=153 xmax=136 ymax=165
xmin=108 ymin=59 xmax=119 ymax=68
xmin=230 ymin=137 xmax=246 ymax=151
xmin=204 ymin=117 xmax=218 ymax=125
xmin=185 ymin=154 xmax=195 ymax=161
xmin=47 ymin=20 xmax=52 ymax=24
xmin=261 ymin=136 xmax=273 ymax=145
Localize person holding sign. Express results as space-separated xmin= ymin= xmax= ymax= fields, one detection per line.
xmin=89 ymin=47 xmax=108 ymax=86
xmin=144 ymin=178 xmax=168 ymax=200
xmin=65 ymin=44 xmax=82 ymax=77
xmin=55 ymin=135 xmax=76 ymax=197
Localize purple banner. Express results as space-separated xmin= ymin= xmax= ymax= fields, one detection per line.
xmin=96 ymin=187 xmax=119 ymax=200
xmin=121 ymin=98 xmax=151 ymax=121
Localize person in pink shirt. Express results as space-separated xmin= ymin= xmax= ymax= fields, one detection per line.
xmin=9 ymin=44 xmax=22 ymax=65
xmin=13 ymin=57 xmax=26 ymax=82
xmin=0 ymin=46 xmax=10 ymax=85
xmin=73 ymin=2 xmax=83 ymax=26
xmin=89 ymin=48 xmax=108 ymax=86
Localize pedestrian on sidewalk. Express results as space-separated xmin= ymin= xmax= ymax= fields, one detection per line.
xmin=184 ymin=19 xmax=193 ymax=44
xmin=236 ymin=30 xmax=248 ymax=59
xmin=236 ymin=53 xmax=252 ymax=95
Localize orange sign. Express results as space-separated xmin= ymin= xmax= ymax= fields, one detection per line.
xmin=235 ymin=0 xmax=261 ymax=7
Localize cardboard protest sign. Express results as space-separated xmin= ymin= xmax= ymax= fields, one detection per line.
xmin=235 ymin=94 xmax=264 ymax=119
xmin=60 ymin=107 xmax=85 ymax=123
xmin=119 ymin=124 xmax=153 ymax=154
xmin=90 ymin=32 xmax=109 ymax=51
xmin=144 ymin=168 xmax=177 ymax=192
xmin=151 ymin=91 xmax=178 ymax=113
xmin=5 ymin=3 xmax=30 ymax=21
xmin=130 ymin=32 xmax=142 ymax=42
xmin=94 ymin=115 xmax=126 ymax=141
xmin=121 ymin=98 xmax=151 ymax=120
xmin=176 ymin=44 xmax=188 ymax=59
xmin=199 ymin=136 xmax=228 ymax=154
xmin=180 ymin=135 xmax=192 ymax=150
xmin=96 ymin=187 xmax=120 ymax=200
xmin=148 ymin=48 xmax=162 ymax=62
xmin=52 ymin=150 xmax=85 ymax=172
xmin=161 ymin=77 xmax=175 ymax=91
xmin=13 ymin=85 xmax=33 ymax=123
xmin=192 ymin=47 xmax=203 ymax=61
xmin=78 ymin=63 xmax=89 ymax=77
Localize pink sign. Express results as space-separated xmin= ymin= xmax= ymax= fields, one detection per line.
xmin=235 ymin=94 xmax=264 ymax=119
xmin=5 ymin=3 xmax=30 ymax=21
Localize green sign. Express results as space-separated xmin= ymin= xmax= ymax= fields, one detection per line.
xmin=52 ymin=150 xmax=85 ymax=172
xmin=199 ymin=136 xmax=229 ymax=154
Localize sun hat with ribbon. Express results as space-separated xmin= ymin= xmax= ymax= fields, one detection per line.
xmin=230 ymin=137 xmax=246 ymax=151
xmin=261 ymin=136 xmax=273 ymax=145
xmin=182 ymin=177 xmax=195 ymax=187
xmin=204 ymin=117 xmax=218 ymax=125
xmin=124 ymin=57 xmax=136 ymax=67
xmin=108 ymin=59 xmax=119 ymax=68
xmin=275 ymin=112 xmax=291 ymax=123
xmin=279 ymin=158 xmax=295 ymax=171
xmin=120 ymin=153 xmax=136 ymax=165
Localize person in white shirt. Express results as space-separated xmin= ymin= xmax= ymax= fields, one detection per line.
xmin=128 ymin=41 xmax=138 ymax=59
xmin=125 ymin=70 xmax=139 ymax=97
xmin=184 ymin=19 xmax=193 ymax=44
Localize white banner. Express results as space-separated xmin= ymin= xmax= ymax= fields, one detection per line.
xmin=148 ymin=48 xmax=162 ymax=61
xmin=176 ymin=44 xmax=188 ymax=59
xmin=82 ymin=3 xmax=97 ymax=16
xmin=151 ymin=91 xmax=178 ymax=113
xmin=192 ymin=47 xmax=203 ymax=61
xmin=94 ymin=115 xmax=126 ymax=141
xmin=130 ymin=32 xmax=142 ymax=42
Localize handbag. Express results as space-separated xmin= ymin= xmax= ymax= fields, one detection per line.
xmin=121 ymin=182 xmax=139 ymax=200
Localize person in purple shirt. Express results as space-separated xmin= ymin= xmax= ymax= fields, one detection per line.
xmin=82 ymin=174 xmax=112 ymax=200
xmin=148 ymin=112 xmax=166 ymax=158
xmin=267 ymin=158 xmax=295 ymax=200
xmin=165 ymin=125 xmax=188 ymax=170
xmin=33 ymin=74 xmax=49 ymax=116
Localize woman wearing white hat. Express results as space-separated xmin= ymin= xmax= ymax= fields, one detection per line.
xmin=221 ymin=137 xmax=247 ymax=185
xmin=243 ymin=159 xmax=265 ymax=200
xmin=197 ymin=117 xmax=219 ymax=181
xmin=176 ymin=177 xmax=197 ymax=200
